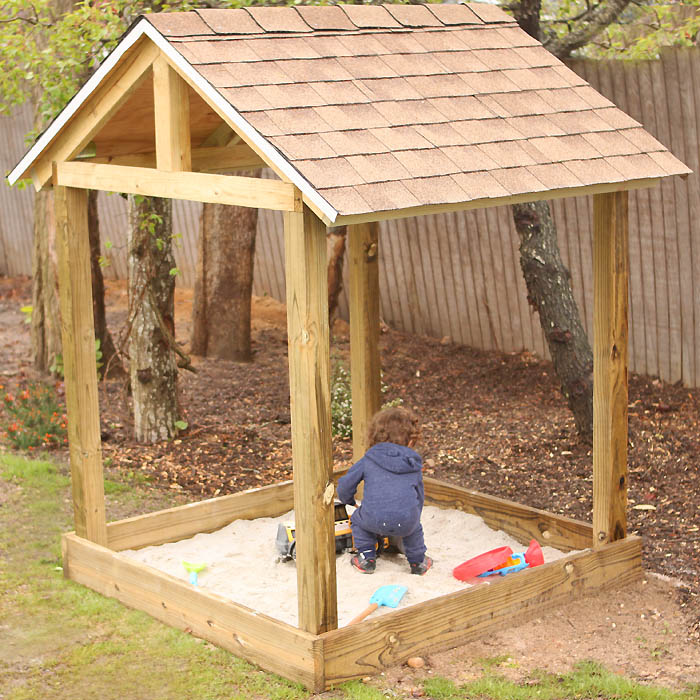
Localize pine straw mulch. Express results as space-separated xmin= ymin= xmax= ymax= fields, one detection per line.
xmin=1 ymin=276 xmax=698 ymax=639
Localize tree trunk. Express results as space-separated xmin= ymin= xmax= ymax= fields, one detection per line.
xmin=128 ymin=195 xmax=180 ymax=443
xmin=327 ymin=225 xmax=347 ymax=327
xmin=512 ymin=201 xmax=594 ymax=437
xmin=31 ymin=189 xmax=62 ymax=372
xmin=87 ymin=190 xmax=123 ymax=378
xmin=191 ymin=198 xmax=258 ymax=362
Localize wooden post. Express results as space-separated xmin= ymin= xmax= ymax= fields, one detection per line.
xmin=153 ymin=56 xmax=191 ymax=172
xmin=348 ymin=222 xmax=382 ymax=461
xmin=55 ymin=184 xmax=108 ymax=546
xmin=592 ymin=191 xmax=629 ymax=548
xmin=284 ymin=194 xmax=337 ymax=634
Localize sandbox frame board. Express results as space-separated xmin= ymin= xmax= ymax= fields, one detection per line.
xmin=62 ymin=475 xmax=642 ymax=691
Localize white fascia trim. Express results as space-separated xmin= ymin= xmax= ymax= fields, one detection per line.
xmin=8 ymin=18 xmax=339 ymax=224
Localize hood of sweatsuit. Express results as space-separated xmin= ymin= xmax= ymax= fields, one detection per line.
xmin=364 ymin=443 xmax=422 ymax=474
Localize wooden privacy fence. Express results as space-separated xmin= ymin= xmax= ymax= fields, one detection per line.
xmin=1 ymin=48 xmax=698 ymax=387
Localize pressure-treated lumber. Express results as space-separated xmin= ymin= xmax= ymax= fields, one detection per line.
xmin=55 ymin=161 xmax=298 ymax=211
xmin=107 ymin=480 xmax=295 ymax=551
xmin=153 ymin=56 xmax=191 ymax=172
xmin=348 ymin=222 xmax=382 ymax=460
xmin=592 ymin=191 xmax=629 ymax=547
xmin=423 ymin=477 xmax=592 ymax=551
xmin=62 ymin=533 xmax=324 ymax=690
xmin=55 ymin=185 xmax=107 ymax=546
xmin=32 ymin=40 xmax=159 ymax=189
xmin=321 ymin=537 xmax=642 ymax=686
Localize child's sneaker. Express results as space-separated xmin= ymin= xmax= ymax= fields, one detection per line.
xmin=409 ymin=555 xmax=433 ymax=575
xmin=351 ymin=552 xmax=376 ymax=573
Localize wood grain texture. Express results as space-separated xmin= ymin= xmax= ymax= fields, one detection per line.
xmin=153 ymin=56 xmax=191 ymax=172
xmin=32 ymin=40 xmax=159 ymax=188
xmin=423 ymin=477 xmax=592 ymax=551
xmin=55 ymin=161 xmax=297 ymax=211
xmin=54 ymin=185 xmax=107 ymax=546
xmin=593 ymin=191 xmax=629 ymax=547
xmin=107 ymin=480 xmax=295 ymax=551
xmin=62 ymin=533 xmax=325 ymax=690
xmin=284 ymin=199 xmax=337 ymax=634
xmin=321 ymin=537 xmax=642 ymax=688
xmin=348 ymin=222 xmax=381 ymax=460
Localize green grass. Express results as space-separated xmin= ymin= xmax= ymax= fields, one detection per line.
xmin=1 ymin=451 xmax=696 ymax=700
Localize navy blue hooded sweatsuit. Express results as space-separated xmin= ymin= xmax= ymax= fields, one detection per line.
xmin=336 ymin=442 xmax=426 ymax=564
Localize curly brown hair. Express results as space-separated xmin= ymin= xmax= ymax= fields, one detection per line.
xmin=367 ymin=406 xmax=421 ymax=448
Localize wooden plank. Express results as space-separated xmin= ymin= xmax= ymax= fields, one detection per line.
xmin=593 ymin=191 xmax=629 ymax=548
xmin=32 ymin=40 xmax=159 ymax=189
xmin=459 ymin=210 xmax=486 ymax=348
xmin=348 ymin=222 xmax=382 ymax=461
xmin=321 ymin=537 xmax=642 ymax=688
xmin=62 ymin=534 xmax=324 ymax=691
xmin=107 ymin=480 xmax=295 ymax=551
xmin=474 ymin=208 xmax=500 ymax=349
xmin=689 ymin=50 xmax=700 ymax=387
xmin=153 ymin=56 xmax=191 ymax=172
xmin=55 ymin=161 xmax=298 ymax=212
xmin=423 ymin=477 xmax=592 ymax=551
xmin=54 ymin=185 xmax=107 ymax=546
xmin=284 ymin=199 xmax=337 ymax=634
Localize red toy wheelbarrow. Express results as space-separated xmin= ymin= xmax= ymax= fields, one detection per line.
xmin=453 ymin=540 xmax=544 ymax=582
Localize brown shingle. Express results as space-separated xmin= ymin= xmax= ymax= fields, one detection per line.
xmin=314 ymin=103 xmax=390 ymax=131
xmin=434 ymin=50 xmax=490 ymax=74
xmin=339 ymin=4 xmax=402 ymax=29
xmin=465 ymin=2 xmax=513 ymax=23
xmin=184 ymin=40 xmax=259 ymax=64
xmin=369 ymin=126 xmax=433 ymax=152
xmin=347 ymin=153 xmax=411 ymax=183
xmin=213 ymin=61 xmax=291 ymax=88
xmin=582 ymin=130 xmax=639 ymax=157
xmin=337 ymin=56 xmax=397 ymax=80
xmin=406 ymin=74 xmax=476 ymax=98
xmin=384 ymin=4 xmax=443 ymax=27
xmin=294 ymin=5 xmax=355 ymax=31
xmin=527 ymin=163 xmax=583 ymax=190
xmin=243 ymin=111 xmax=284 ymax=137
xmin=430 ymin=95 xmax=496 ymax=121
xmin=281 ymin=58 xmax=353 ymax=83
xmin=537 ymin=87 xmax=593 ymax=112
xmin=488 ymin=90 xmax=558 ymax=117
xmin=512 ymin=46 xmax=559 ymax=68
xmin=479 ymin=141 xmax=536 ymax=168
xmin=414 ymin=31 xmax=469 ymax=53
xmin=196 ymin=9 xmax=262 ymax=34
xmin=148 ymin=12 xmax=213 ymax=37
xmin=269 ymin=134 xmax=336 ymax=160
xmin=463 ymin=71 xmax=520 ymax=94
xmin=530 ymin=134 xmax=601 ymax=161
xmin=381 ymin=52 xmax=449 ymax=77
xmin=304 ymin=36 xmax=355 ymax=58
xmin=320 ymin=186 xmax=370 ymax=215
xmin=220 ymin=87 xmax=273 ymax=112
xmin=415 ymin=123 xmax=467 ymax=147
xmin=496 ymin=26 xmax=541 ymax=47
xmin=648 ymin=150 xmax=692 ymax=176
xmin=354 ymin=181 xmax=421 ymax=211
xmin=452 ymin=118 xmax=523 ymax=144
xmin=621 ymin=127 xmax=666 ymax=153
xmin=320 ymin=130 xmax=387 ymax=157
xmin=490 ymin=166 xmax=547 ymax=195
xmin=245 ymin=6 xmax=311 ymax=33
xmin=312 ymin=80 xmax=370 ymax=105
xmin=246 ymin=37 xmax=314 ymax=61
xmin=518 ymin=139 xmax=553 ymax=164
xmin=451 ymin=171 xmax=509 ymax=199
xmin=551 ymin=65 xmax=587 ymax=87
xmin=297 ymin=157 xmax=365 ymax=188
xmin=564 ymin=158 xmax=624 ymax=185
xmin=337 ymin=34 xmax=391 ymax=57
xmin=442 ymin=145 xmax=499 ymax=172
xmin=547 ymin=110 xmax=611 ymax=134
xmin=425 ymin=4 xmax=482 ymax=25
xmin=573 ymin=85 xmax=615 ymax=109
xmin=605 ymin=153 xmax=666 ymax=180
xmin=393 ymin=148 xmax=459 ymax=178
xmin=373 ymin=32 xmax=427 ymax=55
xmin=404 ymin=175 xmax=468 ymax=204
xmin=256 ymin=83 xmax=325 ymax=109
xmin=505 ymin=67 xmax=571 ymax=91
xmin=356 ymin=77 xmax=422 ymax=102
xmin=471 ymin=48 xmax=529 ymax=70
xmin=373 ymin=99 xmax=446 ymax=127
xmin=267 ymin=107 xmax=333 ymax=135
xmin=593 ymin=107 xmax=641 ymax=130
xmin=505 ymin=115 xmax=564 ymax=138
xmin=453 ymin=27 xmax=512 ymax=50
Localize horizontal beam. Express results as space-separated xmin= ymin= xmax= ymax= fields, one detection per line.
xmin=331 ymin=177 xmax=660 ymax=227
xmin=55 ymin=161 xmax=299 ymax=211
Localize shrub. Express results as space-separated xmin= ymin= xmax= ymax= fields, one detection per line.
xmin=2 ymin=382 xmax=68 ymax=451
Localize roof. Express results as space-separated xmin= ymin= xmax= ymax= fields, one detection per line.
xmin=9 ymin=3 xmax=690 ymax=224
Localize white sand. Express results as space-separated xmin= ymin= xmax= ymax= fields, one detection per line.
xmin=123 ymin=505 xmax=571 ymax=627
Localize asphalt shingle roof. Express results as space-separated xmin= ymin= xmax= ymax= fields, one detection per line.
xmin=146 ymin=3 xmax=689 ymax=218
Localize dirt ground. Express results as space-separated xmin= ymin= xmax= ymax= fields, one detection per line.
xmin=1 ymin=275 xmax=699 ymax=693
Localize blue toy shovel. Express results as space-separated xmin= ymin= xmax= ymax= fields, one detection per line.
xmin=347 ymin=584 xmax=408 ymax=625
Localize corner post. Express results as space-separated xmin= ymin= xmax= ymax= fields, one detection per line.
xmin=348 ymin=222 xmax=382 ymax=461
xmin=593 ymin=191 xmax=629 ymax=548
xmin=153 ymin=56 xmax=191 ymax=172
xmin=284 ymin=191 xmax=337 ymax=634
xmin=55 ymin=183 xmax=107 ymax=546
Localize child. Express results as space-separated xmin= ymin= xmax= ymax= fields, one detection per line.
xmin=337 ymin=406 xmax=433 ymax=576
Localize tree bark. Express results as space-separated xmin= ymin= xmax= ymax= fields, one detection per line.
xmin=31 ymin=188 xmax=62 ymax=372
xmin=327 ymin=225 xmax=347 ymax=327
xmin=128 ymin=195 xmax=180 ymax=443
xmin=512 ymin=201 xmax=594 ymax=437
xmin=191 ymin=196 xmax=258 ymax=362
xmin=87 ymin=190 xmax=123 ymax=378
